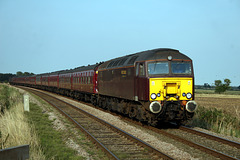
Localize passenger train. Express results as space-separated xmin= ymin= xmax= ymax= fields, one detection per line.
xmin=10 ymin=48 xmax=197 ymax=126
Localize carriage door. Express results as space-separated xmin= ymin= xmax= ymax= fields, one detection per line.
xmin=134 ymin=62 xmax=148 ymax=101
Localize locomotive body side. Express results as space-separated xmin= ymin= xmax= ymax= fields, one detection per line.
xmin=98 ymin=66 xmax=135 ymax=100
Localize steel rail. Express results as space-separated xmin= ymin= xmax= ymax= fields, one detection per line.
xmin=144 ymin=125 xmax=238 ymax=160
xmin=179 ymin=126 xmax=240 ymax=149
xmin=21 ymin=86 xmax=174 ymax=160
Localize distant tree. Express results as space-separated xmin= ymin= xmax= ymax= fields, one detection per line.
xmin=23 ymin=72 xmax=30 ymax=76
xmin=214 ymin=79 xmax=231 ymax=94
xmin=204 ymin=83 xmax=211 ymax=88
xmin=16 ymin=71 xmax=23 ymax=76
xmin=238 ymin=85 xmax=240 ymax=90
xmin=0 ymin=73 xmax=15 ymax=82
xmin=16 ymin=71 xmax=34 ymax=76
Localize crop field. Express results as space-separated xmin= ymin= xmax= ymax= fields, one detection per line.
xmin=195 ymin=94 xmax=240 ymax=118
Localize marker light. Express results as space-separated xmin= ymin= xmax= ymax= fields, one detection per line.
xmin=151 ymin=93 xmax=157 ymax=100
xmin=157 ymin=93 xmax=161 ymax=97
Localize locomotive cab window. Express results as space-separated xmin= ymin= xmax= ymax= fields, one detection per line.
xmin=148 ymin=62 xmax=169 ymax=75
xmin=171 ymin=62 xmax=192 ymax=75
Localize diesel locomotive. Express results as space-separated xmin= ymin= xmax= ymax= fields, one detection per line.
xmin=10 ymin=48 xmax=197 ymax=126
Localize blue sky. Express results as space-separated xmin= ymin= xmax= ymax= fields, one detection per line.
xmin=0 ymin=0 xmax=240 ymax=86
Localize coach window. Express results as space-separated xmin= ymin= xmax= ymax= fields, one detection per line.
xmin=88 ymin=77 xmax=91 ymax=84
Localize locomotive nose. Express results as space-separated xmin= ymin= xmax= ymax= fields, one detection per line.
xmin=186 ymin=101 xmax=197 ymax=112
xmin=149 ymin=101 xmax=162 ymax=113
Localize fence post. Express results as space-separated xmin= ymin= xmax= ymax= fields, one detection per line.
xmin=23 ymin=94 xmax=29 ymax=112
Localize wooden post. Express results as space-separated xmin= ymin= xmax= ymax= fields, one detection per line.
xmin=23 ymin=94 xmax=29 ymax=112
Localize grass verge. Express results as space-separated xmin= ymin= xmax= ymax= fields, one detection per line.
xmin=25 ymin=102 xmax=85 ymax=160
xmin=189 ymin=105 xmax=240 ymax=138
xmin=0 ymin=84 xmax=45 ymax=159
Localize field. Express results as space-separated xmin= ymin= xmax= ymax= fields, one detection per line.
xmin=195 ymin=89 xmax=240 ymax=95
xmin=195 ymin=94 xmax=240 ymax=118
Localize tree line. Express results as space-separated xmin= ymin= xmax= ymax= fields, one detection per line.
xmin=0 ymin=71 xmax=34 ymax=82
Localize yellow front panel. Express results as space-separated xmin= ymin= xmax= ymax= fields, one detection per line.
xmin=149 ymin=77 xmax=193 ymax=101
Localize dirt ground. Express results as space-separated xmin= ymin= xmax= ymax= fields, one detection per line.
xmin=195 ymin=94 xmax=240 ymax=118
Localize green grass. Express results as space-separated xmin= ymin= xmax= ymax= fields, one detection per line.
xmin=0 ymin=85 xmax=11 ymax=112
xmin=189 ymin=106 xmax=240 ymax=138
xmin=25 ymin=102 xmax=85 ymax=160
xmin=0 ymin=84 xmax=22 ymax=112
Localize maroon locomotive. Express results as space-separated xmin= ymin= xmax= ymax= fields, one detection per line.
xmin=10 ymin=48 xmax=197 ymax=126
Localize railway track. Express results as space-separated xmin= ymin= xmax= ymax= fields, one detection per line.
xmin=143 ymin=125 xmax=239 ymax=160
xmin=179 ymin=126 xmax=240 ymax=150
xmin=21 ymin=87 xmax=173 ymax=160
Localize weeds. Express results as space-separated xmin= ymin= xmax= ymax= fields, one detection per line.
xmin=0 ymin=84 xmax=22 ymax=114
xmin=25 ymin=102 xmax=84 ymax=160
xmin=0 ymin=85 xmax=10 ymax=113
xmin=0 ymin=103 xmax=45 ymax=159
xmin=0 ymin=84 xmax=45 ymax=159
xmin=189 ymin=105 xmax=240 ymax=138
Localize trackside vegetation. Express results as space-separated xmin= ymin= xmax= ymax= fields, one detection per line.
xmin=25 ymin=102 xmax=84 ymax=160
xmin=0 ymin=84 xmax=45 ymax=159
xmin=189 ymin=105 xmax=240 ymax=138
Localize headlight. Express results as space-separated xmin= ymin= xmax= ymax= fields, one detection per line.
xmin=182 ymin=93 xmax=186 ymax=97
xmin=151 ymin=93 xmax=157 ymax=100
xmin=186 ymin=93 xmax=192 ymax=99
xmin=157 ymin=93 xmax=161 ymax=97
